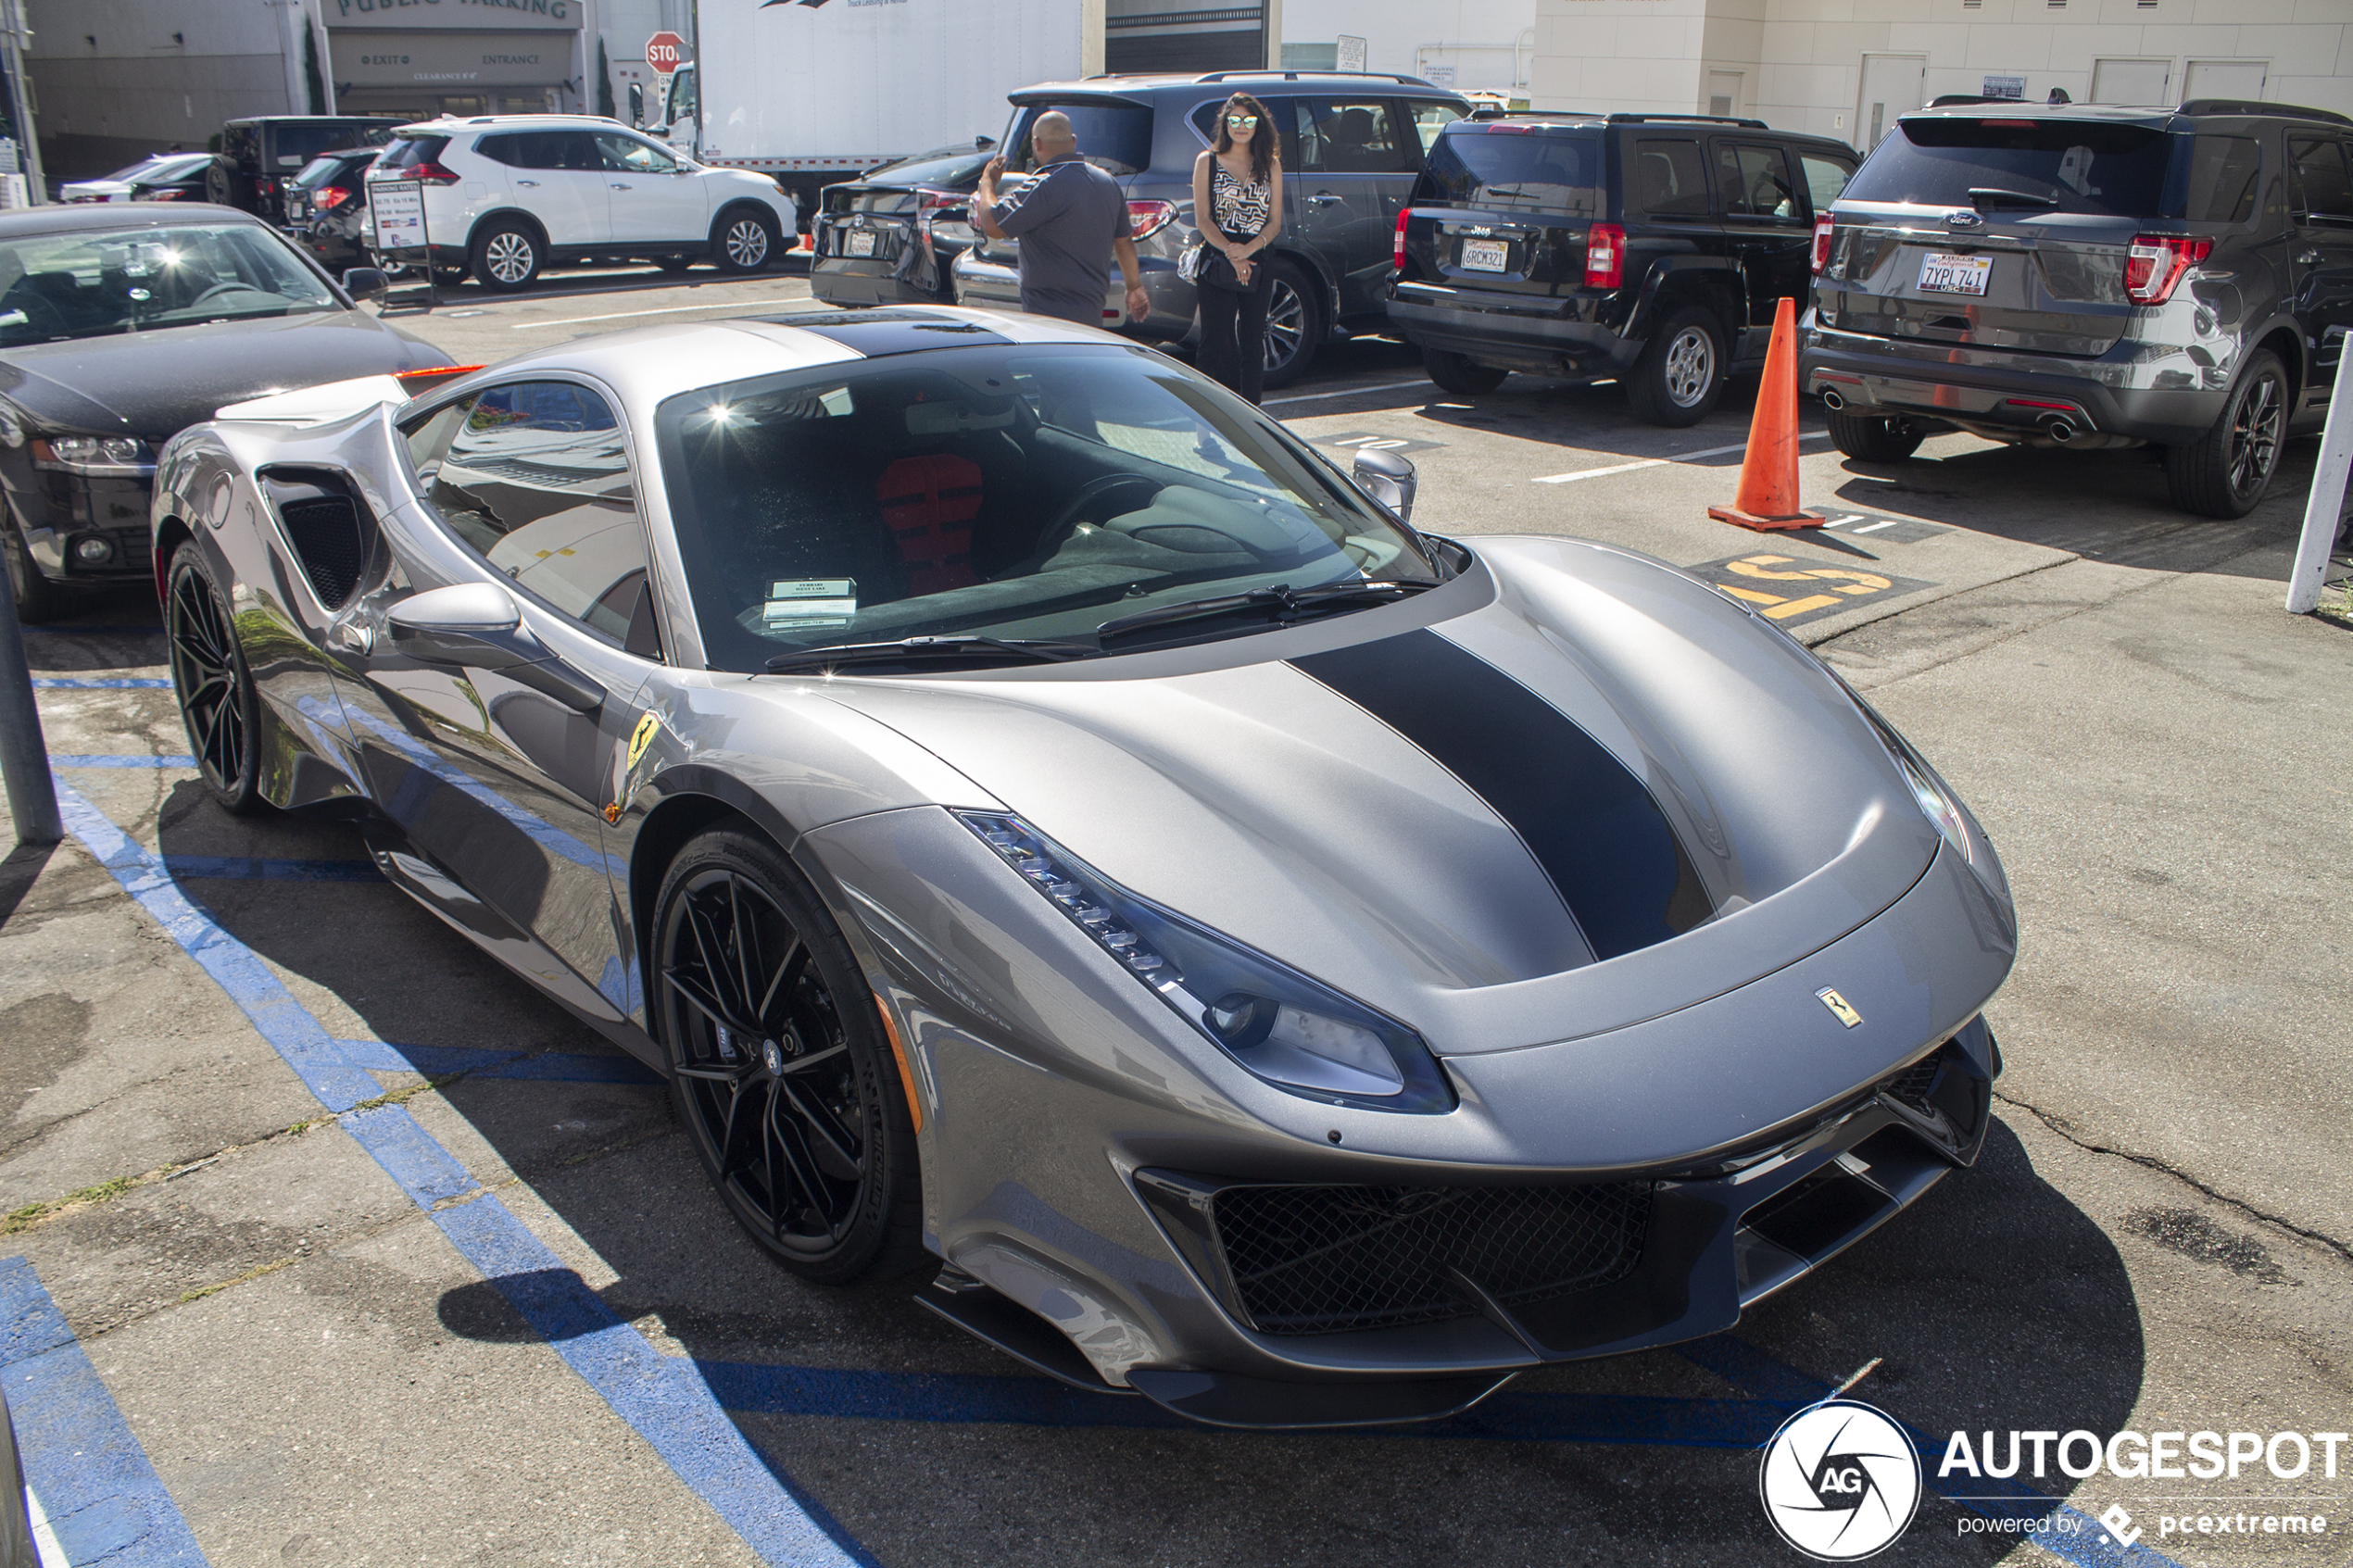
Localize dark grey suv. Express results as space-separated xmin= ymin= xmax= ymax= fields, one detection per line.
xmin=1802 ymin=99 xmax=2353 ymax=517
xmin=950 ymin=71 xmax=1474 ymax=387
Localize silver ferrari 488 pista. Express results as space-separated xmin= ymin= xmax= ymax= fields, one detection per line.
xmin=152 ymin=306 xmax=2015 ymax=1429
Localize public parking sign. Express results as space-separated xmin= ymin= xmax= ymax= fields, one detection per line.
xmin=647 ymin=31 xmax=686 ymax=74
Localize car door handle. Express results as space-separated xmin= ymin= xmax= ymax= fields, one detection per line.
xmin=516 ymin=179 xmax=539 ymax=187
xmin=1309 ymin=194 xmax=1342 ymax=207
xmin=611 ymin=183 xmax=633 ymax=191
xmin=2297 ymin=250 xmax=2322 ymax=264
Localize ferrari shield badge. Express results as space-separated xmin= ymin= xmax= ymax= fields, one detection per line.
xmin=627 ymin=709 xmax=662 ymax=771
xmin=1816 ymin=987 xmax=1864 ymax=1028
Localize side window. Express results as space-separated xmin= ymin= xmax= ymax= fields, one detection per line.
xmin=1296 ymin=99 xmax=1414 ymax=174
xmin=1405 ymin=100 xmax=1466 ymax=160
xmin=1632 ymin=138 xmax=1709 ymax=217
xmin=1190 ymin=97 xmax=1302 ymax=169
xmin=405 ymin=382 xmax=656 ymax=650
xmin=598 ymin=132 xmax=679 ymax=175
xmin=2289 ymin=137 xmax=2353 ymax=222
xmin=1799 ymin=153 xmax=1855 ymax=217
xmin=474 ymin=134 xmax=517 ymax=168
xmin=1715 ymin=143 xmax=1799 ymax=220
xmin=2180 ymin=136 xmax=2260 ymax=223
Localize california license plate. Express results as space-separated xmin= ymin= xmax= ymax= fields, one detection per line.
xmin=1918 ymin=253 xmax=1991 ymax=295
xmin=1459 ymin=239 xmax=1508 ymax=272
xmin=847 ymin=229 xmax=876 ymax=257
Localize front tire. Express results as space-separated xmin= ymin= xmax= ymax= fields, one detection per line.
xmin=712 ymin=207 xmax=779 ymax=274
xmin=1423 ymin=347 xmax=1507 ymax=396
xmin=1826 ymin=408 xmax=1926 ymax=462
xmin=1625 ymin=306 xmax=1727 ymax=427
xmin=470 ymin=220 xmax=542 ymax=292
xmin=653 ymin=828 xmax=923 ymax=1285
xmin=4 ymin=513 xmax=78 ymax=625
xmin=166 ymin=546 xmax=266 ymax=816
xmin=2166 ymin=349 xmax=2288 ymax=519
xmin=1259 ymin=257 xmax=1321 ymax=391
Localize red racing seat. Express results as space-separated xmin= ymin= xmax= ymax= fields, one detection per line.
xmin=876 ymin=454 xmax=983 ymax=597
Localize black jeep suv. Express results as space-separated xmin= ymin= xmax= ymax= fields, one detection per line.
xmin=1388 ymin=113 xmax=1859 ymax=425
xmin=1803 ymin=100 xmax=2353 ymax=518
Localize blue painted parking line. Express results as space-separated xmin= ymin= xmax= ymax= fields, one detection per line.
xmin=50 ymin=754 xmax=198 ymax=770
xmin=49 ymin=774 xmax=867 ymax=1568
xmin=31 ymin=678 xmax=171 ymax=689
xmin=1680 ymin=1336 xmax=2187 ymax=1567
xmin=165 ymin=856 xmax=384 ymax=883
xmin=0 ymin=1257 xmax=209 ymax=1568
xmin=336 ymin=1038 xmax=661 ymax=1085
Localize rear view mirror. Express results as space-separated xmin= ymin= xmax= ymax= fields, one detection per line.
xmin=1351 ymin=447 xmax=1418 ymax=524
xmin=341 ymin=267 xmax=389 ymax=304
xmin=629 ymin=82 xmax=644 ymax=127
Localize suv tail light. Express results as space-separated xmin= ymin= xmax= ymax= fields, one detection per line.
xmin=1583 ymin=222 xmax=1624 ymax=290
xmin=314 ymin=185 xmax=353 ymax=211
xmin=1812 ymin=216 xmax=1834 ymax=274
xmin=411 ymin=161 xmax=461 ymax=187
xmin=1394 ymin=206 xmax=1411 ymax=271
xmin=2124 ymin=234 xmax=2211 ymax=306
xmin=1126 ymin=199 xmax=1176 ymax=240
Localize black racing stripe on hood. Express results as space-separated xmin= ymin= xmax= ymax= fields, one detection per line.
xmin=756 ymin=310 xmax=1011 ymax=358
xmin=1290 ymin=628 xmax=1712 ymax=961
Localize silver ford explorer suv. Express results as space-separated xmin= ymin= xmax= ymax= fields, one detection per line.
xmin=1800 ymin=98 xmax=2353 ymax=517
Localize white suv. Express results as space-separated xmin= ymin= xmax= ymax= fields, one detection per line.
xmin=366 ymin=115 xmax=798 ymax=292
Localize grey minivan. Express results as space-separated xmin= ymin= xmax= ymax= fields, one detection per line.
xmin=947 ymin=71 xmax=1474 ymax=387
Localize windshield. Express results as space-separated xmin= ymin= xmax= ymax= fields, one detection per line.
xmin=1418 ymin=128 xmax=1600 ymax=214
xmin=866 ymin=147 xmax=994 ymax=188
xmin=1841 ymin=119 xmax=2173 ymax=217
xmin=999 ymin=101 xmax=1153 ymax=176
xmin=0 ymin=223 xmax=340 ymax=345
xmin=653 ymin=342 xmax=1437 ymax=671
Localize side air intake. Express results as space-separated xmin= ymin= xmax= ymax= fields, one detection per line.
xmin=259 ymin=470 xmax=376 ymax=610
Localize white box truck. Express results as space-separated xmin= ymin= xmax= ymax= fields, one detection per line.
xmin=648 ymin=0 xmax=1103 ymax=220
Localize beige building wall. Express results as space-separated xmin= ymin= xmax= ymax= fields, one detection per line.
xmin=1535 ymin=0 xmax=2353 ymax=148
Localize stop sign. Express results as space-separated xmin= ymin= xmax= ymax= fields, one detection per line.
xmin=646 ymin=31 xmax=686 ymax=74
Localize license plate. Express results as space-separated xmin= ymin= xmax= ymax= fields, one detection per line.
xmin=1458 ymin=239 xmax=1508 ymax=272
xmin=847 ymin=230 xmax=876 ymax=257
xmin=1917 ymin=252 xmax=1991 ymax=295
xmin=286 ymin=196 xmax=307 ymax=220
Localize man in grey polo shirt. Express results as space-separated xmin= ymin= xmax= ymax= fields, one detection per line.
xmin=975 ymin=111 xmax=1152 ymax=328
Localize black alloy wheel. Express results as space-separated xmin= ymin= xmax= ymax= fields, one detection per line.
xmin=1258 ymin=257 xmax=1320 ymax=391
xmin=167 ymin=546 xmax=265 ymax=814
xmin=2166 ymin=349 xmax=2288 ymax=519
xmin=654 ymin=829 xmax=922 ymax=1284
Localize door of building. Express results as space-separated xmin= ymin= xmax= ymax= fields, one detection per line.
xmin=2091 ymin=58 xmax=2172 ymax=106
xmin=2183 ymin=60 xmax=2269 ymax=101
xmin=1856 ymin=56 xmax=1925 ymax=152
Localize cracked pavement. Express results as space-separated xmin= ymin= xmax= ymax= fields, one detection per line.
xmin=0 ymin=270 xmax=2347 ymax=1565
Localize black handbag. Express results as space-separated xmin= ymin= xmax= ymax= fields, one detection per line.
xmin=1180 ymin=230 xmax=1252 ymax=293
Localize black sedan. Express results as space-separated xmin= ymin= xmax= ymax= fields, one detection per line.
xmin=285 ymin=146 xmax=384 ymax=272
xmin=0 ymin=204 xmax=451 ymax=621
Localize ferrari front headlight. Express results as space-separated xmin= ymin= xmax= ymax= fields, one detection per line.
xmin=958 ymin=811 xmax=1453 ymax=1113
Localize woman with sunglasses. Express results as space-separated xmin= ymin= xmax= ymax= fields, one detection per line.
xmin=1189 ymin=92 xmax=1284 ymax=403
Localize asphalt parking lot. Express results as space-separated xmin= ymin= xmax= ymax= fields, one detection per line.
xmin=3 ymin=259 xmax=2348 ymax=1568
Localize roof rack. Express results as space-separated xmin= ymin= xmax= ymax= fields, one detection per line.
xmin=2177 ymin=98 xmax=2353 ymax=126
xmin=1195 ymin=69 xmax=1438 ymax=87
xmin=1604 ymin=111 xmax=1770 ymax=129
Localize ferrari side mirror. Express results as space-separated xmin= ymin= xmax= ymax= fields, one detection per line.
xmin=388 ymin=583 xmax=604 ymax=712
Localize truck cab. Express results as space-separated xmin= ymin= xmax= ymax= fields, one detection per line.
xmin=653 ymin=64 xmax=700 ymax=162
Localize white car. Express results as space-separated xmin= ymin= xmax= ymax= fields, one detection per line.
xmin=60 ymin=152 xmax=217 ymax=204
xmin=363 ymin=114 xmax=797 ymax=292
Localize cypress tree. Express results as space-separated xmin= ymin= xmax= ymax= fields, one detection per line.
xmin=597 ymin=38 xmax=617 ymax=119
xmin=304 ymin=20 xmax=327 ymax=116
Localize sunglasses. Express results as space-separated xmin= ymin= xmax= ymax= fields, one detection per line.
xmin=1225 ymin=114 xmax=1259 ymax=129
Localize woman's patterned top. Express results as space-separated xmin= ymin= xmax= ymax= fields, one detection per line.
xmin=1212 ymin=161 xmax=1272 ymax=238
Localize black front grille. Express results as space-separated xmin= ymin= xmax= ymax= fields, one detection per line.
xmin=1878 ymin=1056 xmax=1941 ymax=1109
xmin=1209 ymin=1182 xmax=1653 ymax=1336
xmin=277 ymin=495 xmax=366 ymax=608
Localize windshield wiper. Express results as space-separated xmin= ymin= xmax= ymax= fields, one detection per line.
xmin=1095 ymin=579 xmax=1431 ymax=644
xmin=1966 ymin=186 xmax=2059 ymax=209
xmin=763 ymin=634 xmax=1101 ymax=674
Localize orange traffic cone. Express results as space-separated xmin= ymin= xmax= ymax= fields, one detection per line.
xmin=1708 ymin=296 xmax=1823 ymax=533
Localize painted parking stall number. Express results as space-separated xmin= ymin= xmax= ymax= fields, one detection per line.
xmin=1317 ymin=431 xmax=1446 ymax=457
xmin=1686 ymin=553 xmax=1936 ymax=626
